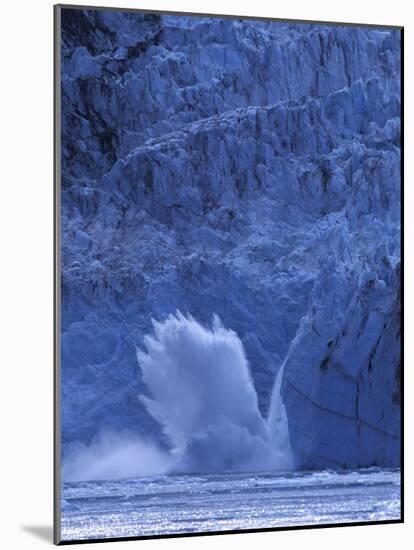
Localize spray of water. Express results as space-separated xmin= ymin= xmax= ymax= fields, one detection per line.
xmin=138 ymin=311 xmax=292 ymax=473
xmin=63 ymin=312 xmax=292 ymax=481
xmin=267 ymin=363 xmax=293 ymax=468
xmin=61 ymin=431 xmax=173 ymax=482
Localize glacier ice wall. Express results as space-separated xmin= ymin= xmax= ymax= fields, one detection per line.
xmin=60 ymin=9 xmax=401 ymax=469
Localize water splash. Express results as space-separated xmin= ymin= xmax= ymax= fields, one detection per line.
xmin=61 ymin=431 xmax=173 ymax=482
xmin=267 ymin=364 xmax=293 ymax=468
xmin=138 ymin=311 xmax=292 ymax=473
xmin=63 ymin=312 xmax=292 ymax=481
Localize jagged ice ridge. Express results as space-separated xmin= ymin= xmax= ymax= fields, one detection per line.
xmin=60 ymin=9 xmax=401 ymax=474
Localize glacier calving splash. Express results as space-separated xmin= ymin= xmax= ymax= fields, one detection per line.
xmin=63 ymin=313 xmax=292 ymax=480
xmin=60 ymin=9 xmax=401 ymax=475
xmin=138 ymin=312 xmax=292 ymax=473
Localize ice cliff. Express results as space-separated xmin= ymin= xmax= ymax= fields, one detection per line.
xmin=60 ymin=8 xmax=401 ymax=470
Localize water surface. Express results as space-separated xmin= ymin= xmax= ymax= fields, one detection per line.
xmin=61 ymin=468 xmax=401 ymax=541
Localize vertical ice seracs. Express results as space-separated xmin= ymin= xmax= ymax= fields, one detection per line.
xmin=60 ymin=10 xmax=401 ymax=469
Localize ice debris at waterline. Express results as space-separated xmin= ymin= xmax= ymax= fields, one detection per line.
xmin=138 ymin=312 xmax=293 ymax=473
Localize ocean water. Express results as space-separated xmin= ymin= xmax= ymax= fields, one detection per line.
xmin=61 ymin=468 xmax=401 ymax=541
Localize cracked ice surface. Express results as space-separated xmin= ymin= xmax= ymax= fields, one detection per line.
xmin=60 ymin=9 xmax=401 ymax=470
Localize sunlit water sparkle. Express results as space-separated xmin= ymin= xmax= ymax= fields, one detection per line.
xmin=61 ymin=468 xmax=400 ymax=541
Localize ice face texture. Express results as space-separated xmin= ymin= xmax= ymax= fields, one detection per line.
xmin=60 ymin=9 xmax=401 ymax=469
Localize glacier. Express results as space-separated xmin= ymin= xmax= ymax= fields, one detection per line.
xmin=60 ymin=8 xmax=401 ymax=472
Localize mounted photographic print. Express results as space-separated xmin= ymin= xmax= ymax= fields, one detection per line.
xmin=54 ymin=4 xmax=403 ymax=544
